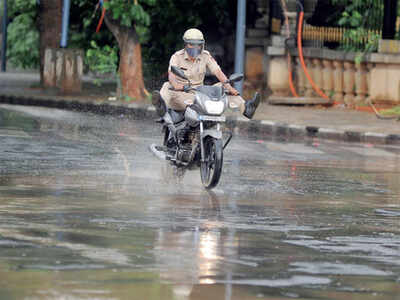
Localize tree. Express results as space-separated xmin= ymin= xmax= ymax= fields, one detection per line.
xmin=5 ymin=0 xmax=234 ymax=101
xmin=102 ymin=0 xmax=156 ymax=101
xmin=38 ymin=0 xmax=63 ymax=85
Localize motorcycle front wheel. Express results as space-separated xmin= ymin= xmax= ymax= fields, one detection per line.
xmin=200 ymin=137 xmax=223 ymax=189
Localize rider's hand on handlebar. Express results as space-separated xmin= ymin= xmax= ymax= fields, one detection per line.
xmin=170 ymin=83 xmax=184 ymax=91
xmin=226 ymin=84 xmax=239 ymax=96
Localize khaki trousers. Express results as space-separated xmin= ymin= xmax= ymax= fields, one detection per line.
xmin=160 ymin=82 xmax=245 ymax=113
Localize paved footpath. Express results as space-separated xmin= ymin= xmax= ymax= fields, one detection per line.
xmin=1 ymin=71 xmax=400 ymax=145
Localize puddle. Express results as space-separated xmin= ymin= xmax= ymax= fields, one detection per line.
xmin=1 ymin=105 xmax=400 ymax=299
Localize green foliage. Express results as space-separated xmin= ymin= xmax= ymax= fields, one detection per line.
xmin=103 ymin=0 xmax=156 ymax=42
xmin=3 ymin=0 xmax=233 ymax=81
xmin=332 ymin=0 xmax=383 ymax=30
xmin=4 ymin=0 xmax=39 ymax=69
xmin=7 ymin=13 xmax=39 ymax=69
xmin=331 ymin=0 xmax=382 ymax=54
xmin=380 ymin=106 xmax=400 ymax=117
xmin=86 ymin=40 xmax=118 ymax=83
xmin=7 ymin=0 xmax=37 ymax=16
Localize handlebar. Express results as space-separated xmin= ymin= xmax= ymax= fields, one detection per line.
xmin=168 ymin=86 xmax=239 ymax=96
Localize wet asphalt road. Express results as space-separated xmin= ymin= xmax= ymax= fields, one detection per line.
xmin=0 ymin=104 xmax=400 ymax=300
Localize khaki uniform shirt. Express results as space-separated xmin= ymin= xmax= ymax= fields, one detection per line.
xmin=168 ymin=49 xmax=221 ymax=86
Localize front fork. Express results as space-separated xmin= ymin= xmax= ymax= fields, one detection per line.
xmin=200 ymin=121 xmax=205 ymax=162
xmin=199 ymin=122 xmax=221 ymax=163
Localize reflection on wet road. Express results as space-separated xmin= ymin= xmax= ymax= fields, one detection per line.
xmin=0 ymin=104 xmax=400 ymax=300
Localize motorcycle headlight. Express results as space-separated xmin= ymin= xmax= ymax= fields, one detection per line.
xmin=204 ymin=100 xmax=225 ymax=115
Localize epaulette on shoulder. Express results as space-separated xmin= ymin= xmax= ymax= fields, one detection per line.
xmin=176 ymin=49 xmax=186 ymax=56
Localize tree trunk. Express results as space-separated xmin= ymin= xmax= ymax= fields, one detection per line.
xmin=38 ymin=0 xmax=63 ymax=86
xmin=104 ymin=15 xmax=147 ymax=101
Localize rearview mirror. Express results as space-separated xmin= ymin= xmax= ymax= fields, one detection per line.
xmin=228 ymin=73 xmax=244 ymax=83
xmin=171 ymin=66 xmax=188 ymax=80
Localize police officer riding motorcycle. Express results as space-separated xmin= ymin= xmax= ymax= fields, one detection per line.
xmin=150 ymin=28 xmax=261 ymax=189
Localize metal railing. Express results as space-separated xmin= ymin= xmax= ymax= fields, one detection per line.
xmin=302 ymin=25 xmax=382 ymax=50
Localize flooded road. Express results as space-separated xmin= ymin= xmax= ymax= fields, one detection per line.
xmin=0 ymin=104 xmax=400 ymax=300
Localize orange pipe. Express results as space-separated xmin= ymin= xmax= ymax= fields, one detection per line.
xmin=96 ymin=6 xmax=106 ymax=33
xmin=288 ymin=53 xmax=299 ymax=97
xmin=297 ymin=11 xmax=330 ymax=100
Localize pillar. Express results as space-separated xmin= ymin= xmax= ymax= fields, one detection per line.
xmin=333 ymin=60 xmax=344 ymax=103
xmin=322 ymin=59 xmax=334 ymax=98
xmin=355 ymin=63 xmax=368 ymax=105
xmin=343 ymin=61 xmax=356 ymax=107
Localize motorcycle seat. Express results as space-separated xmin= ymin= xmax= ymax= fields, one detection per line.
xmin=168 ymin=109 xmax=185 ymax=124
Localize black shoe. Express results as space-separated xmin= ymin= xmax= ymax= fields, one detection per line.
xmin=152 ymin=91 xmax=167 ymax=117
xmin=243 ymin=92 xmax=261 ymax=119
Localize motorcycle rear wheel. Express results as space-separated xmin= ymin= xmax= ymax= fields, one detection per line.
xmin=200 ymin=137 xmax=223 ymax=189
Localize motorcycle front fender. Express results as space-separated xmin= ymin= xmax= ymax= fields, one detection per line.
xmin=201 ymin=129 xmax=222 ymax=140
xmin=200 ymin=129 xmax=222 ymax=163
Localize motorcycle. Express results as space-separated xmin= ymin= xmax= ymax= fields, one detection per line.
xmin=150 ymin=66 xmax=243 ymax=189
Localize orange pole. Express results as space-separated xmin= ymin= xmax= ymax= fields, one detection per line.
xmin=297 ymin=11 xmax=330 ymax=100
